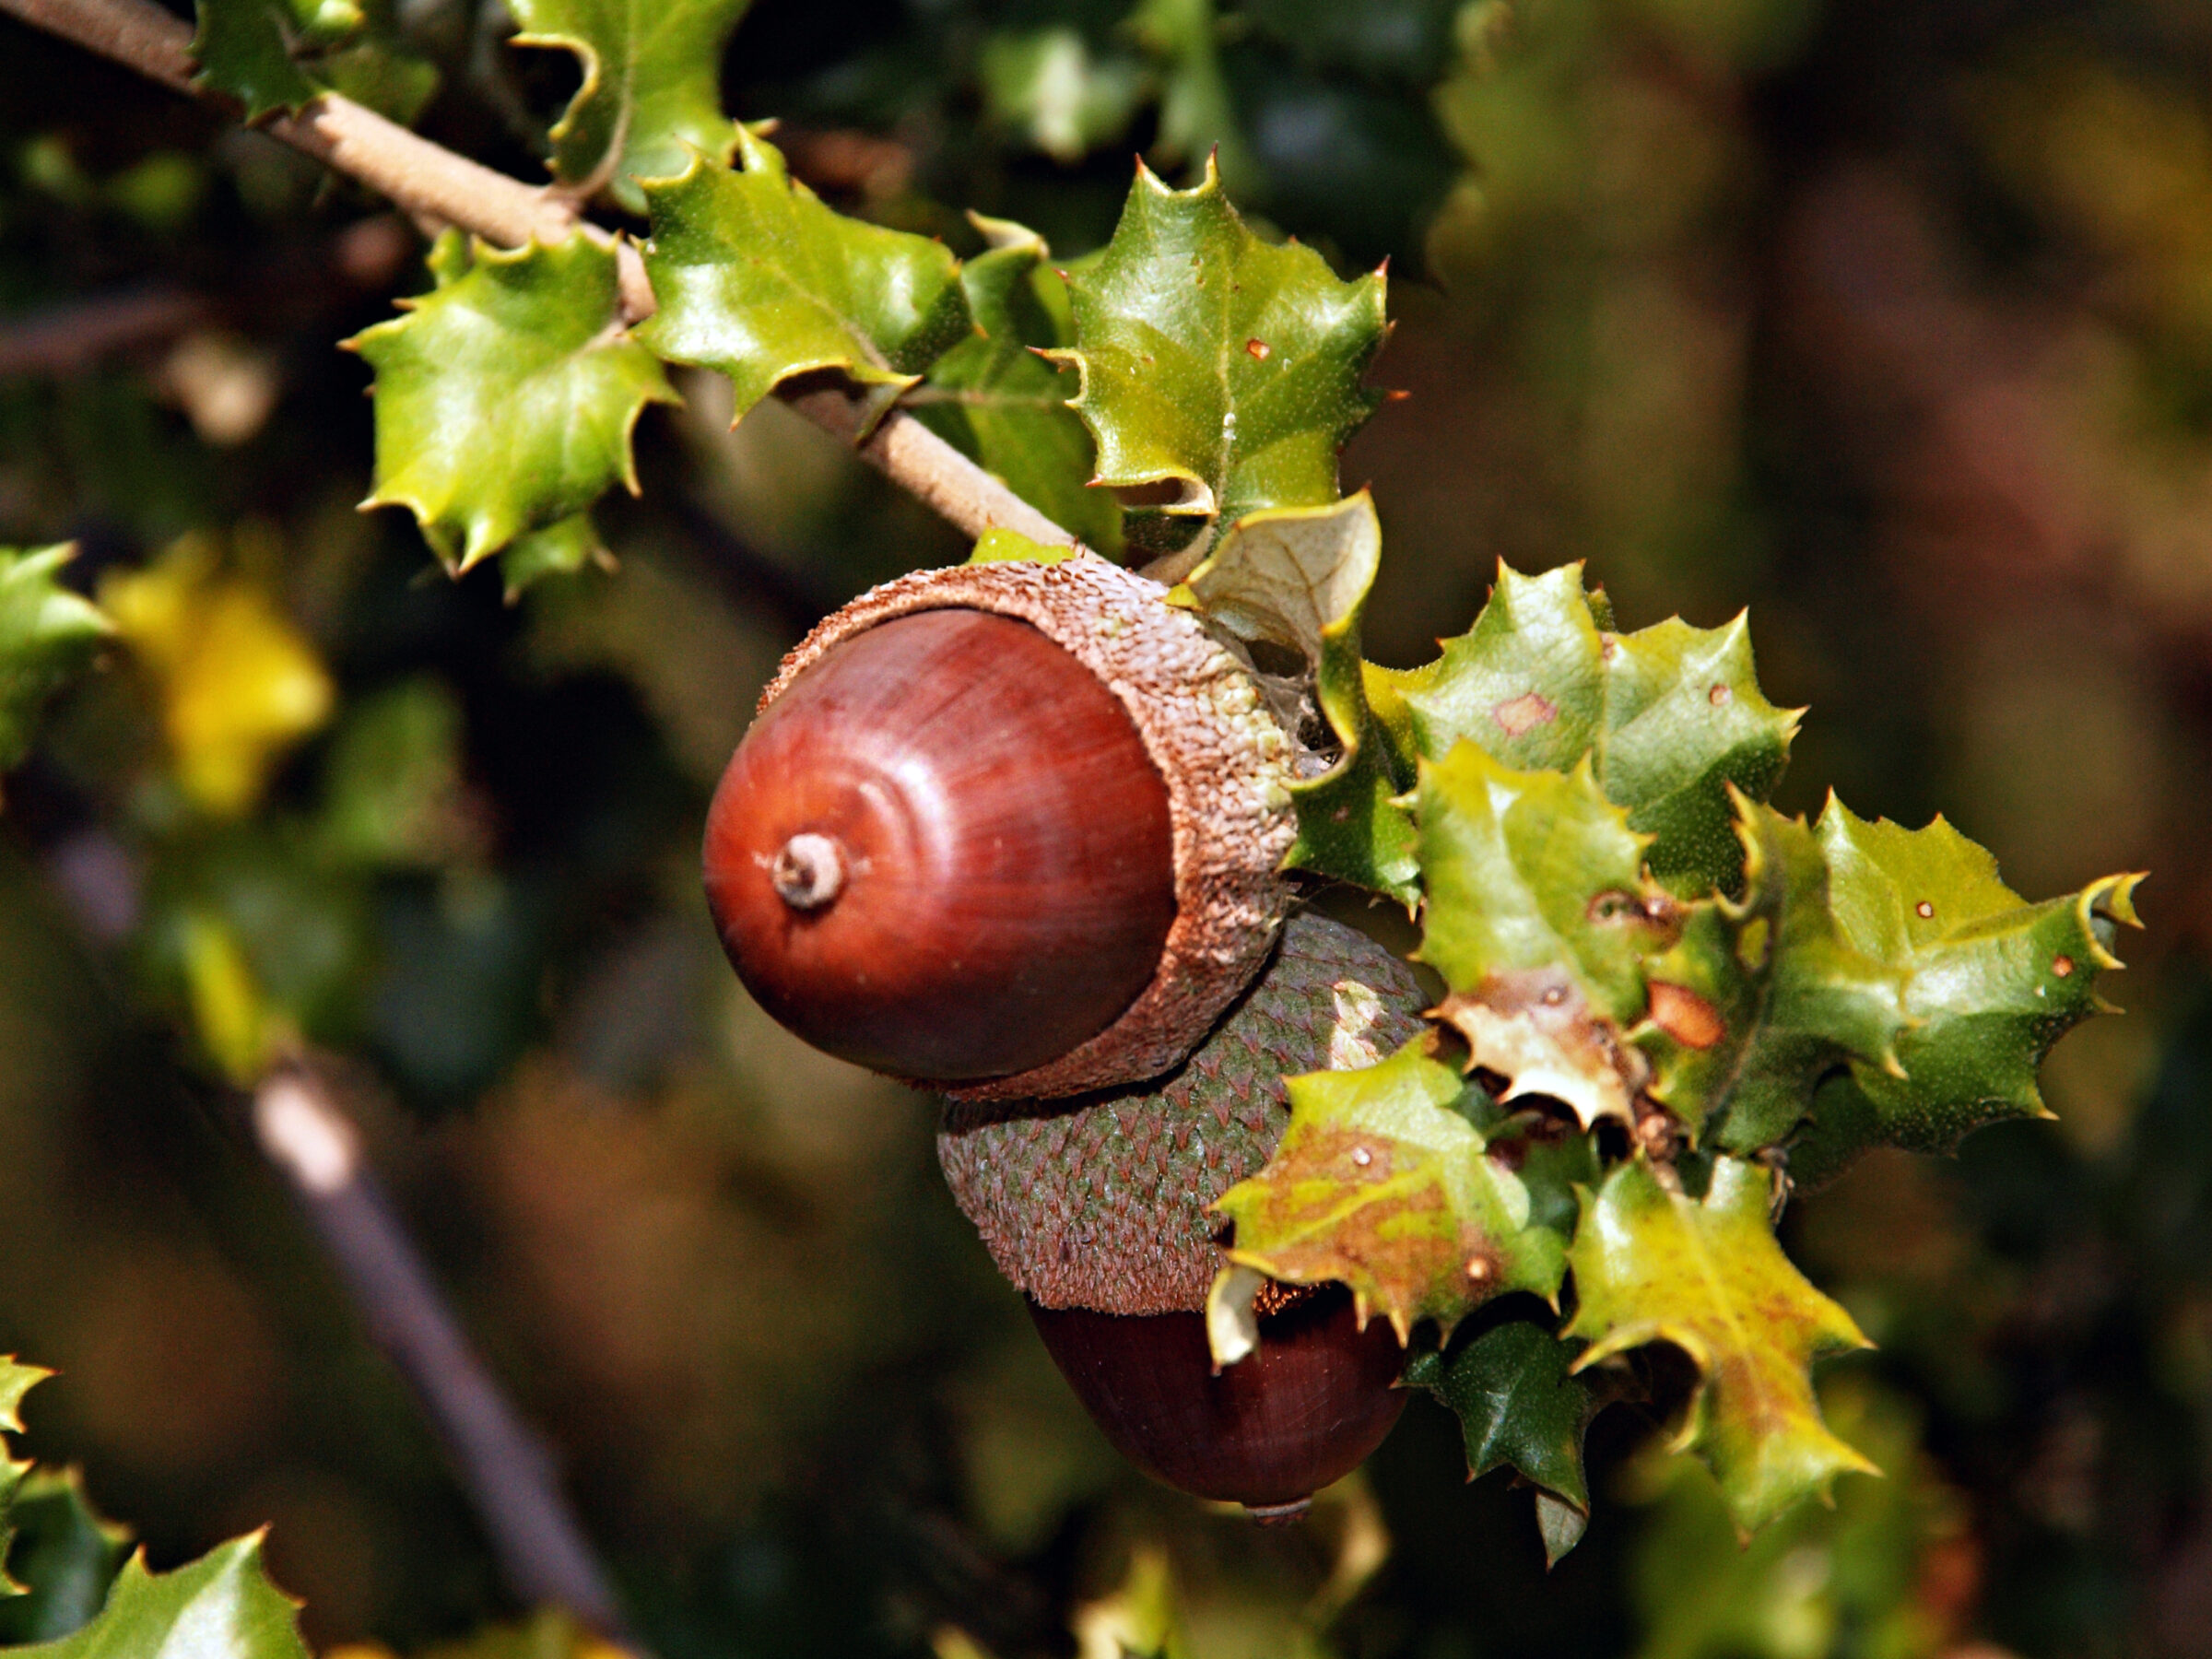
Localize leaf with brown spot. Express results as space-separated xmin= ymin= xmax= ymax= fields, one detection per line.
xmin=1632 ymin=798 xmax=1909 ymax=1150
xmin=1566 ymin=1157 xmax=1877 ymax=1537
xmin=1377 ymin=561 xmax=1800 ymax=896
xmin=1213 ymin=1039 xmax=1565 ymax=1343
xmin=1418 ymin=743 xmax=1673 ymax=1127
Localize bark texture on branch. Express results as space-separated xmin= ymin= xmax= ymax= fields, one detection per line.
xmin=0 ymin=0 xmax=1081 ymax=549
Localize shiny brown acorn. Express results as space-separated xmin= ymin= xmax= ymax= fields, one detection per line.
xmin=703 ymin=553 xmax=1300 ymax=1101
xmin=938 ymin=913 xmax=1430 ymax=1516
xmin=1030 ymin=1289 xmax=1408 ymax=1521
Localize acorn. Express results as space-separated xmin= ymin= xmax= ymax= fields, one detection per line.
xmin=703 ymin=553 xmax=1300 ymax=1101
xmin=938 ymin=913 xmax=1429 ymax=1517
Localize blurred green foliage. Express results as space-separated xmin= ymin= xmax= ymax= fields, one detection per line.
xmin=4 ymin=0 xmax=2212 ymax=1653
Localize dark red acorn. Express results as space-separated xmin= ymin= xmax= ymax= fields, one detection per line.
xmin=704 ymin=606 xmax=1176 ymax=1082
xmin=1030 ymin=1288 xmax=1407 ymax=1519
xmin=703 ymin=554 xmax=1301 ymax=1101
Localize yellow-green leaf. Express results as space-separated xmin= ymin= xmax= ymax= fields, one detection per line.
xmin=0 ymin=545 xmax=110 ymax=790
xmin=1566 ymin=1157 xmax=1877 ymax=1537
xmin=640 ymin=130 xmax=973 ymax=437
xmin=1052 ymin=156 xmax=1386 ymax=556
xmin=351 ymin=232 xmax=677 ymax=577
xmin=17 ymin=1535 xmax=308 ymax=1659
xmin=1214 ymin=1038 xmax=1565 ymax=1343
xmin=1418 ymin=742 xmax=1675 ymax=1127
xmin=510 ymin=0 xmax=754 ymax=210
xmin=1789 ymin=800 xmax=2145 ymax=1184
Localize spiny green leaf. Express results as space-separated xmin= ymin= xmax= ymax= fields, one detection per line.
xmin=0 ymin=1471 xmax=131 ymax=1643
xmin=909 ymin=222 xmax=1121 ymax=554
xmin=499 ymin=514 xmax=602 ymax=600
xmin=0 ymin=547 xmax=110 ymax=789
xmin=1565 ymin=1157 xmax=1877 ymax=1538
xmin=1634 ymin=798 xmax=1909 ymax=1150
xmin=351 ymin=232 xmax=676 ymax=576
xmin=191 ymin=0 xmax=325 ymax=119
xmin=1787 ymin=799 xmax=2145 ymax=1182
xmin=1381 ymin=562 xmax=1800 ymax=895
xmin=1214 ymin=1038 xmax=1564 ymax=1344
xmin=641 ymin=130 xmax=972 ymax=436
xmin=0 ymin=1359 xmax=52 ymax=1586
xmin=1403 ymin=1321 xmax=1606 ymax=1559
xmin=191 ymin=0 xmax=434 ymax=124
xmin=510 ymin=0 xmax=753 ymax=210
xmin=1052 ymin=157 xmax=1386 ymax=556
xmin=16 ymin=1535 xmax=308 ymax=1659
xmin=1418 ymin=743 xmax=1674 ymax=1127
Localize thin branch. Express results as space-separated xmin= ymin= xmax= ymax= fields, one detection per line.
xmin=252 ymin=1068 xmax=635 ymax=1645
xmin=0 ymin=0 xmax=1081 ymax=550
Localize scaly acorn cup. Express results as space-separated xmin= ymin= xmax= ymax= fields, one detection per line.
xmin=939 ymin=913 xmax=1429 ymax=1518
xmin=703 ymin=553 xmax=1300 ymax=1100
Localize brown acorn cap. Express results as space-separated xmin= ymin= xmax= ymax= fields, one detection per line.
xmin=758 ymin=552 xmax=1300 ymax=1102
xmin=935 ymin=913 xmax=1429 ymax=1316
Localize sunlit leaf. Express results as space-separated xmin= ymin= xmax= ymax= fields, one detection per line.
xmin=0 ymin=546 xmax=110 ymax=793
xmin=641 ymin=129 xmax=972 ymax=436
xmin=1565 ymin=1157 xmax=1877 ymax=1537
xmin=100 ymin=540 xmax=333 ymax=818
xmin=911 ymin=222 xmax=1121 ymax=554
xmin=1214 ymin=1038 xmax=1564 ymax=1343
xmin=509 ymin=0 xmax=753 ymax=209
xmin=17 ymin=1534 xmax=309 ymax=1659
xmin=1418 ymin=743 xmax=1674 ymax=1127
xmin=1787 ymin=801 xmax=2144 ymax=1184
xmin=1633 ymin=799 xmax=1909 ymax=1151
xmin=1053 ymin=156 xmax=1386 ymax=555
xmin=0 ymin=1359 xmax=52 ymax=1590
xmin=1381 ymin=562 xmax=1800 ymax=896
xmin=351 ymin=232 xmax=677 ymax=576
xmin=979 ymin=29 xmax=1146 ymax=163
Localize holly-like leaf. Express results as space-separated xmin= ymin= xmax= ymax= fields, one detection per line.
xmin=641 ymin=130 xmax=972 ymax=436
xmin=1565 ymin=1157 xmax=1877 ymax=1538
xmin=910 ymin=222 xmax=1121 ymax=554
xmin=509 ymin=0 xmax=753 ymax=210
xmin=191 ymin=0 xmax=436 ymax=124
xmin=1786 ymin=800 xmax=2145 ymax=1180
xmin=0 ymin=1472 xmax=132 ymax=1643
xmin=1403 ymin=1321 xmax=1607 ymax=1562
xmin=18 ymin=1535 xmax=308 ymax=1659
xmin=0 ymin=1359 xmax=52 ymax=1586
xmin=191 ymin=0 xmax=332 ymax=120
xmin=1052 ymin=156 xmax=1386 ymax=556
xmin=1381 ymin=562 xmax=1800 ymax=896
xmin=351 ymin=232 xmax=677 ymax=576
xmin=0 ymin=546 xmax=110 ymax=790
xmin=1633 ymin=798 xmax=1909 ymax=1151
xmin=1213 ymin=1038 xmax=1565 ymax=1344
xmin=1418 ymin=743 xmax=1675 ymax=1127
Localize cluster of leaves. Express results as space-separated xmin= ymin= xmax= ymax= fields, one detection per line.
xmin=0 ymin=1360 xmax=308 ymax=1658
xmin=1205 ymin=548 xmax=2142 ymax=1548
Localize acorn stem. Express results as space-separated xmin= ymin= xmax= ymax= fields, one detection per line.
xmin=771 ymin=833 xmax=846 ymax=911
